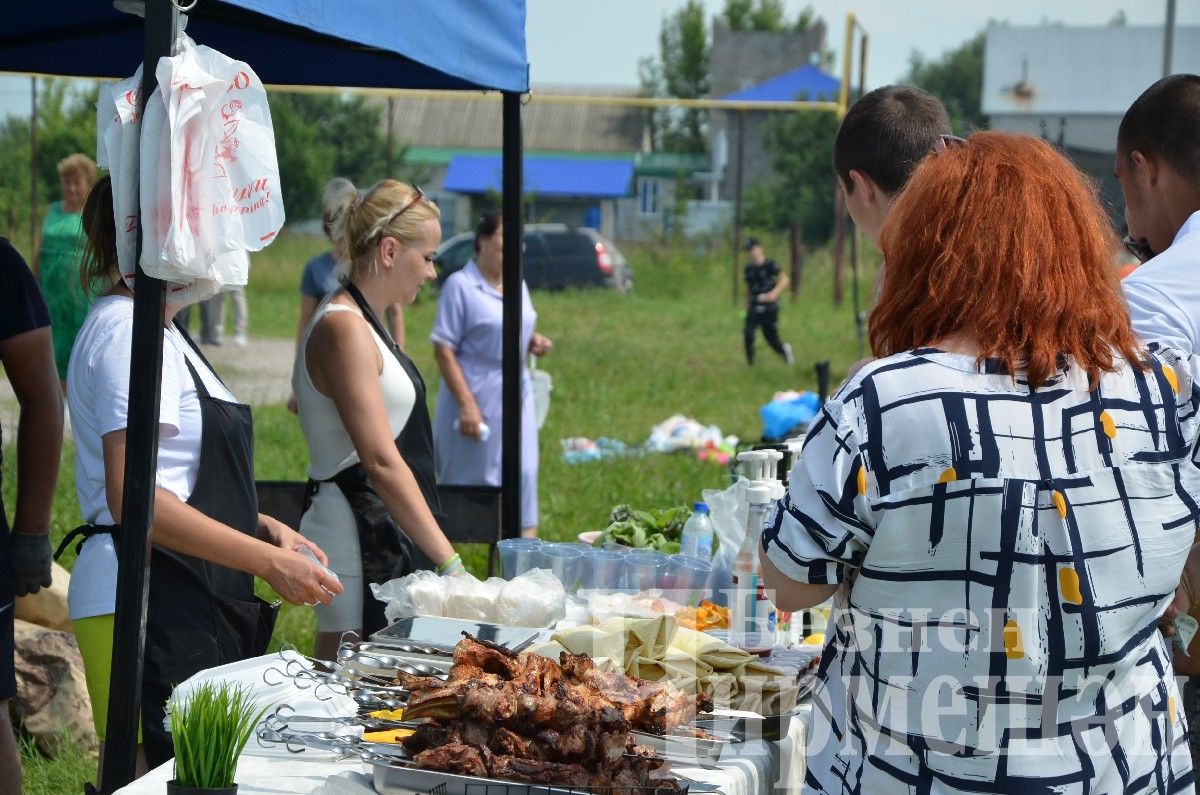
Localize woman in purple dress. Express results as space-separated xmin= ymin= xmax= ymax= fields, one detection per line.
xmin=431 ymin=214 xmax=551 ymax=537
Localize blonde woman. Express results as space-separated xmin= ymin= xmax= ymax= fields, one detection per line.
xmin=35 ymin=152 xmax=96 ymax=389
xmin=294 ymin=179 xmax=463 ymax=661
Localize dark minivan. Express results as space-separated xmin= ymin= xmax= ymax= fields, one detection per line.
xmin=435 ymin=224 xmax=633 ymax=293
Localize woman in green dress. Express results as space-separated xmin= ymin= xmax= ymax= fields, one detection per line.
xmin=35 ymin=153 xmax=96 ymax=391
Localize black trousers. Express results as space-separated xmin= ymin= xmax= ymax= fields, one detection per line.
xmin=744 ymin=303 xmax=787 ymax=363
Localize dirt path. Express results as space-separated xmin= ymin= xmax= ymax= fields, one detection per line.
xmin=0 ymin=336 xmax=296 ymax=441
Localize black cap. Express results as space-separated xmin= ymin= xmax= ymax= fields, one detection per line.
xmin=742 ymin=237 xmax=761 ymax=252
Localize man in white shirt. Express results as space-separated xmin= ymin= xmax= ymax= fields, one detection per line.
xmin=1118 ymin=74 xmax=1200 ymax=353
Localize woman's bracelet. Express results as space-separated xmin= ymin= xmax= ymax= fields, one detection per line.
xmin=438 ymin=553 xmax=465 ymax=577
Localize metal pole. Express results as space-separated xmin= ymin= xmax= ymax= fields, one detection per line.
xmin=500 ymin=92 xmax=523 ymax=541
xmin=385 ymin=96 xmax=396 ymax=175
xmin=97 ymin=0 xmax=177 ymax=790
xmin=29 ymin=77 xmax=37 ymax=255
xmin=1164 ymin=0 xmax=1177 ymax=77
xmin=831 ymin=188 xmax=846 ymax=306
xmin=851 ymin=34 xmax=869 ymax=356
xmin=731 ymin=110 xmax=745 ymax=306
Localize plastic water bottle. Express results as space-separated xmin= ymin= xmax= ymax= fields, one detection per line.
xmin=680 ymin=502 xmax=714 ymax=560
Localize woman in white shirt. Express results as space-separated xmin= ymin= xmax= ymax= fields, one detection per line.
xmin=294 ymin=179 xmax=462 ymax=662
xmin=62 ymin=176 xmax=342 ymax=771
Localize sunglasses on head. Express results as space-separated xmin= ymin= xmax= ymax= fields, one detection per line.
xmin=1122 ymin=235 xmax=1154 ymax=263
xmin=379 ymin=185 xmax=428 ymax=235
xmin=932 ymin=134 xmax=968 ymax=153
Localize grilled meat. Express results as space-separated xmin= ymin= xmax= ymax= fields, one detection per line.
xmin=412 ymin=742 xmax=490 ymax=777
xmin=490 ymin=756 xmax=592 ymax=788
xmin=489 ymin=727 xmax=532 ymax=758
xmin=398 ymin=635 xmax=694 ymax=792
xmin=401 ymin=722 xmax=459 ymax=754
xmin=452 ymin=634 xmax=521 ymax=678
xmin=393 ymin=670 xmax=444 ymax=692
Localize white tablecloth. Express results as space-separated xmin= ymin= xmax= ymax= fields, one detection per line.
xmin=114 ymin=653 xmax=809 ymax=795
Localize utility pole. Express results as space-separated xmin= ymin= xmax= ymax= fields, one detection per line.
xmin=30 ymin=77 xmax=37 ymax=255
xmin=385 ymin=95 xmax=397 ymax=175
xmin=1163 ymin=0 xmax=1177 ymax=77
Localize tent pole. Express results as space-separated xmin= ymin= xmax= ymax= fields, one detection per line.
xmin=29 ymin=77 xmax=37 ymax=254
xmin=96 ymin=0 xmax=177 ymax=791
xmin=500 ymin=92 xmax=523 ymax=540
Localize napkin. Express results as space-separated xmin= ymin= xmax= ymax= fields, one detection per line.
xmin=597 ymin=615 xmax=679 ymax=661
xmin=670 ymin=626 xmax=726 ymax=658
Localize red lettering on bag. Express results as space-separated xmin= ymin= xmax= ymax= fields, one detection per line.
xmin=228 ymin=72 xmax=251 ymax=91
xmin=124 ymin=215 xmax=137 ymax=233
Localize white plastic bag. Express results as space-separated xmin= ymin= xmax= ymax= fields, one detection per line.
xmin=702 ymin=478 xmax=749 ymax=607
xmin=372 ymin=569 xmax=566 ymax=629
xmin=97 ymin=65 xmax=144 ymax=285
xmin=135 ymin=36 xmax=282 ymax=288
xmin=495 ymin=569 xmax=566 ymax=627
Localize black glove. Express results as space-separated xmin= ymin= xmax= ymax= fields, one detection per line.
xmin=9 ymin=531 xmax=52 ymax=597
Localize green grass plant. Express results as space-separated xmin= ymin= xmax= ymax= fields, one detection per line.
xmin=168 ymin=683 xmax=269 ymax=789
xmin=9 ymin=228 xmax=876 ymax=793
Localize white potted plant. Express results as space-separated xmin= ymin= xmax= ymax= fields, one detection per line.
xmin=167 ymin=682 xmax=269 ymax=795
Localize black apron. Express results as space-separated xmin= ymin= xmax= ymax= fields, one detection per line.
xmin=303 ymin=283 xmax=442 ymax=637
xmin=57 ymin=326 xmax=276 ymax=767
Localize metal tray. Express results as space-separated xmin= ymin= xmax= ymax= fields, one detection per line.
xmin=370 ymin=760 xmax=719 ymax=794
xmin=372 ymin=616 xmax=540 ymax=654
xmin=691 ymin=710 xmax=797 ymax=743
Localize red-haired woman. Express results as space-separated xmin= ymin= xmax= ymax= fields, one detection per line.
xmin=762 ymin=132 xmax=1199 ymax=791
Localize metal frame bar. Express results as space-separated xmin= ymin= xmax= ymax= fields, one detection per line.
xmin=98 ymin=3 xmax=177 ymax=790
xmin=500 ymin=93 xmax=523 ymax=540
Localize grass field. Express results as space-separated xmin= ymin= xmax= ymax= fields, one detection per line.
xmin=6 ymin=227 xmax=879 ymax=792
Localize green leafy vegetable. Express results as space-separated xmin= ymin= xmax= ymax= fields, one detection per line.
xmin=596 ymin=503 xmax=693 ymax=551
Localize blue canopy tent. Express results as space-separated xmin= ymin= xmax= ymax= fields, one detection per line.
xmin=3 ymin=3 xmax=528 ymax=790
xmin=719 ymin=63 xmax=840 ymax=103
xmin=445 ymin=155 xmax=635 ymax=197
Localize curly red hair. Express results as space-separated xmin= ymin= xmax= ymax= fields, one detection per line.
xmin=872 ymin=131 xmax=1143 ymax=388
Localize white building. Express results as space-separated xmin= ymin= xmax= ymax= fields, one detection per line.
xmin=983 ymin=24 xmax=1200 ymax=223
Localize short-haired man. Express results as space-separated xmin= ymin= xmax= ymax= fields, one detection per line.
xmin=833 ymin=85 xmax=953 ymax=247
xmin=742 ymin=237 xmax=793 ymax=366
xmin=1118 ymin=74 xmax=1200 ymax=354
xmin=1115 ymin=77 xmax=1200 ymax=757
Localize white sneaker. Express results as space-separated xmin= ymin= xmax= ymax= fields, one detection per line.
xmin=782 ymin=343 xmax=795 ymax=366
xmin=233 ymin=333 xmax=248 ymax=348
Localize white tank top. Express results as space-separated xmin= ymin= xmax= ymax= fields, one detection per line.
xmin=293 ymin=300 xmax=416 ymax=480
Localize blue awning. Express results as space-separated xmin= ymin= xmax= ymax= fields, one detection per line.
xmin=445 ymin=155 xmax=634 ymax=198
xmin=0 ymin=0 xmax=529 ymax=92
xmin=721 ymin=64 xmax=839 ymax=103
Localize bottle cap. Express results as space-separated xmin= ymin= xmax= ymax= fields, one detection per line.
xmin=745 ymin=483 xmax=773 ymax=506
xmin=693 ymin=502 xmax=708 ymax=513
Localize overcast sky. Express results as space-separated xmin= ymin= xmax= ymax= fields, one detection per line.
xmin=0 ymin=1 xmax=1195 ymax=119
xmin=525 ymin=0 xmax=1198 ymax=88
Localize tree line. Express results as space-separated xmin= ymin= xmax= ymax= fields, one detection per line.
xmin=0 ymin=82 xmax=415 ymax=245
xmin=638 ymin=0 xmax=987 ymax=247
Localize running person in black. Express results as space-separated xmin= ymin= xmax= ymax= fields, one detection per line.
xmin=742 ymin=237 xmax=793 ymax=365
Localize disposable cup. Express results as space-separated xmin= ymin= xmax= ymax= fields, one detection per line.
xmin=624 ymin=549 xmax=669 ymax=592
xmin=578 ymin=548 xmax=626 ymax=593
xmin=536 ymin=543 xmax=584 ymax=593
xmin=497 ymin=538 xmax=544 ymax=580
xmin=663 ymin=554 xmax=713 ymax=605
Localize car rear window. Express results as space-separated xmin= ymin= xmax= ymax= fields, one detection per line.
xmin=544 ymin=232 xmax=594 ymax=259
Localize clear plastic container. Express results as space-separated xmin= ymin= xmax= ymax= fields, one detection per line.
xmin=535 ymin=543 xmax=584 ymax=593
xmin=578 ymin=548 xmax=626 ymax=593
xmin=663 ymin=554 xmax=712 ymax=606
xmin=497 ymin=538 xmax=543 ymax=580
xmin=624 ymin=549 xmax=669 ymax=592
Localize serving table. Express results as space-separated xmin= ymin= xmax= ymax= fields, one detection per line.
xmin=113 ymin=651 xmax=809 ymax=795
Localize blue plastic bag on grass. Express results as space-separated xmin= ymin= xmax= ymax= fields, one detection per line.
xmin=760 ymin=392 xmax=821 ymax=440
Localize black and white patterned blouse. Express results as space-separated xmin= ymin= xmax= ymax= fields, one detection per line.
xmin=765 ymin=347 xmax=1200 ymax=794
